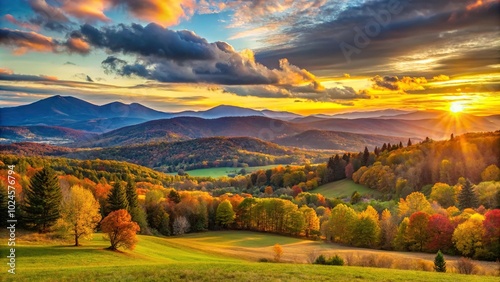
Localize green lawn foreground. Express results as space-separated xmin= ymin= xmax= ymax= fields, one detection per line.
xmin=312 ymin=179 xmax=382 ymax=198
xmin=1 ymin=232 xmax=498 ymax=282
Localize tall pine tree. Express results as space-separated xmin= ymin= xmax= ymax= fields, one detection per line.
xmin=362 ymin=147 xmax=370 ymax=166
xmin=22 ymin=168 xmax=62 ymax=233
xmin=107 ymin=182 xmax=129 ymax=213
xmin=458 ymin=179 xmax=479 ymax=210
xmin=125 ymin=180 xmax=138 ymax=211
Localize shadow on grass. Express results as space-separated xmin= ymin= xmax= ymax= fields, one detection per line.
xmin=14 ymin=245 xmax=111 ymax=258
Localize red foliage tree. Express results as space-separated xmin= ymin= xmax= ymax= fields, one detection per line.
xmin=483 ymin=209 xmax=500 ymax=259
xmin=426 ymin=214 xmax=455 ymax=252
xmin=100 ymin=209 xmax=140 ymax=251
xmin=292 ymin=185 xmax=303 ymax=197
xmin=406 ymin=211 xmax=430 ymax=251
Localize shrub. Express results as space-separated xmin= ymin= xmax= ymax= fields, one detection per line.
xmin=313 ymin=254 xmax=327 ymax=265
xmin=456 ymin=257 xmax=478 ymax=275
xmin=314 ymin=254 xmax=344 ymax=266
xmin=327 ymin=255 xmax=344 ymax=266
xmin=258 ymin=258 xmax=270 ymax=262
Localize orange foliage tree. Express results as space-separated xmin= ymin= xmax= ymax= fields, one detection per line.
xmin=100 ymin=209 xmax=140 ymax=251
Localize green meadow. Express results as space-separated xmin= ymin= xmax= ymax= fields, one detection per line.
xmin=3 ymin=231 xmax=498 ymax=281
xmin=312 ymin=179 xmax=382 ymax=198
xmin=167 ymin=165 xmax=283 ymax=178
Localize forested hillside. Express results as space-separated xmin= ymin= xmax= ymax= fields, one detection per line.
xmin=349 ymin=131 xmax=500 ymax=198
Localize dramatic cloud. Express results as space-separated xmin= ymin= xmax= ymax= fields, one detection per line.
xmin=4 ymin=14 xmax=39 ymax=31
xmin=75 ymin=23 xmax=325 ymax=87
xmin=65 ymin=37 xmax=91 ymax=54
xmin=27 ymin=0 xmax=73 ymax=32
xmin=371 ymin=75 xmax=427 ymax=92
xmin=65 ymin=22 xmax=369 ymax=102
xmin=25 ymin=0 xmax=195 ymax=28
xmin=0 ymin=28 xmax=91 ymax=55
xmin=0 ymin=28 xmax=56 ymax=54
xmin=255 ymin=0 xmax=500 ymax=76
xmin=223 ymin=83 xmax=370 ymax=103
xmin=108 ymin=0 xmax=195 ymax=27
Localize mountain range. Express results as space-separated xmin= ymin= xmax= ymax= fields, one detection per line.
xmin=1 ymin=95 xmax=499 ymax=153
xmin=0 ymin=95 xmax=301 ymax=132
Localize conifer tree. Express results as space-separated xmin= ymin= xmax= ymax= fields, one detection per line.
xmin=362 ymin=147 xmax=370 ymax=166
xmin=434 ymin=250 xmax=446 ymax=272
xmin=458 ymin=179 xmax=479 ymax=210
xmin=107 ymin=182 xmax=129 ymax=213
xmin=22 ymin=168 xmax=62 ymax=233
xmin=125 ymin=179 xmax=138 ymax=211
xmin=407 ymin=138 xmax=412 ymax=147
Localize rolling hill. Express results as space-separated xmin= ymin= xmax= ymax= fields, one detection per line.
xmin=67 ymin=136 xmax=329 ymax=171
xmin=0 ymin=125 xmax=97 ymax=144
xmin=8 ymin=231 xmax=498 ymax=282
xmin=275 ymin=130 xmax=415 ymax=152
xmin=74 ymin=116 xmax=307 ymax=147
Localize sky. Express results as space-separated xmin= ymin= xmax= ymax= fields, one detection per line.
xmin=0 ymin=0 xmax=499 ymax=115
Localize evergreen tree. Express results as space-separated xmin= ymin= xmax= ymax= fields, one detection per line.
xmin=362 ymin=147 xmax=370 ymax=166
xmin=168 ymin=189 xmax=181 ymax=204
xmin=22 ymin=168 xmax=62 ymax=233
xmin=107 ymin=182 xmax=129 ymax=213
xmin=407 ymin=138 xmax=412 ymax=147
xmin=399 ymin=141 xmax=403 ymax=149
xmin=458 ymin=179 xmax=479 ymax=210
xmin=382 ymin=143 xmax=387 ymax=152
xmin=332 ymin=154 xmax=346 ymax=181
xmin=125 ymin=180 xmax=138 ymax=211
xmin=434 ymin=250 xmax=446 ymax=272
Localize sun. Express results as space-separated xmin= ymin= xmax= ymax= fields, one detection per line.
xmin=450 ymin=102 xmax=465 ymax=113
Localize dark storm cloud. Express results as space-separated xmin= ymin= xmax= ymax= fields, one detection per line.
xmin=255 ymin=0 xmax=500 ymax=76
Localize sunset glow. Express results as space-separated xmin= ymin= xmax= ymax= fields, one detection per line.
xmin=0 ymin=1 xmax=498 ymax=115
xmin=450 ymin=102 xmax=465 ymax=114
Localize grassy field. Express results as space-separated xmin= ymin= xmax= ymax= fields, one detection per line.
xmin=312 ymin=179 xmax=382 ymax=198
xmin=2 ymin=231 xmax=498 ymax=281
xmin=167 ymin=165 xmax=283 ymax=178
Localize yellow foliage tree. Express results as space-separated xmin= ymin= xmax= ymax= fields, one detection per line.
xmin=398 ymin=192 xmax=432 ymax=217
xmin=481 ymin=164 xmax=500 ymax=182
xmin=59 ymin=185 xmax=101 ymax=246
xmin=273 ymin=243 xmax=283 ymax=262
xmin=452 ymin=213 xmax=485 ymax=257
xmin=300 ymin=206 xmax=320 ymax=238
